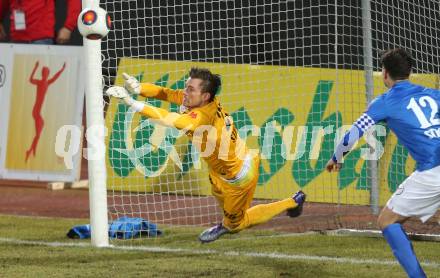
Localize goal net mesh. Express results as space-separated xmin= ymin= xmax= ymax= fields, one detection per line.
xmin=100 ymin=0 xmax=440 ymax=237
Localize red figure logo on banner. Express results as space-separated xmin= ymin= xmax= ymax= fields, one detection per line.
xmin=25 ymin=61 xmax=66 ymax=162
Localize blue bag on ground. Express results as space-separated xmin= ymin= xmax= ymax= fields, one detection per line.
xmin=67 ymin=217 xmax=162 ymax=239
xmin=108 ymin=217 xmax=162 ymax=239
xmin=67 ymin=224 xmax=91 ymax=239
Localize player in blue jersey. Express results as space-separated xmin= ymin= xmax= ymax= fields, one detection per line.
xmin=326 ymin=48 xmax=440 ymax=278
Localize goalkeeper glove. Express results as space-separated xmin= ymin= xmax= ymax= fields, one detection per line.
xmin=106 ymin=86 xmax=145 ymax=112
xmin=122 ymin=72 xmax=141 ymax=95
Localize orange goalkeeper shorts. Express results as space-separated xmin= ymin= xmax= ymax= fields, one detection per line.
xmin=209 ymin=155 xmax=260 ymax=231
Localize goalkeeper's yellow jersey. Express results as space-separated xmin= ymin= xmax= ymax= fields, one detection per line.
xmin=137 ymin=83 xmax=247 ymax=180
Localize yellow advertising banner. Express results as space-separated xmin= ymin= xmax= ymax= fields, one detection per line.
xmin=105 ymin=58 xmax=437 ymax=205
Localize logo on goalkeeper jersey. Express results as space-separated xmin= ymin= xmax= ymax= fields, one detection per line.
xmin=189 ymin=111 xmax=197 ymax=119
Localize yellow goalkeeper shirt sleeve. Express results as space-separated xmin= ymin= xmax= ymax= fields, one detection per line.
xmin=138 ymin=104 xmax=206 ymax=132
xmin=140 ymin=83 xmax=184 ymax=105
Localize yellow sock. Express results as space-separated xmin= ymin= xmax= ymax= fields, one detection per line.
xmin=232 ymin=198 xmax=296 ymax=232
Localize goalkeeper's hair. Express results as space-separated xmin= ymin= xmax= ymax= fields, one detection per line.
xmin=380 ymin=48 xmax=413 ymax=80
xmin=189 ymin=67 xmax=221 ymax=101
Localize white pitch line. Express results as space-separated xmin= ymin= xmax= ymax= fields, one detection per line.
xmin=0 ymin=237 xmax=439 ymax=268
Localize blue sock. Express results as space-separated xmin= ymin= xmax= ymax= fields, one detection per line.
xmin=382 ymin=223 xmax=426 ymax=278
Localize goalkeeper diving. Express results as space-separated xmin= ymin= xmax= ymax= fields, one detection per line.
xmin=106 ymin=68 xmax=306 ymax=243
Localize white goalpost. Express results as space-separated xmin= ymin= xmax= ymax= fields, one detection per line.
xmin=82 ymin=0 xmax=440 ymax=245
xmin=81 ymin=0 xmax=109 ymax=247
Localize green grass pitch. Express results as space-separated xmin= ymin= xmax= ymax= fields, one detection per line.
xmin=0 ymin=214 xmax=439 ymax=277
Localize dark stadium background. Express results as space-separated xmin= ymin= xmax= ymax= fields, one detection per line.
xmin=2 ymin=1 xmax=438 ymax=84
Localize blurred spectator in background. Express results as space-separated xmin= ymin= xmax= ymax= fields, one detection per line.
xmin=0 ymin=0 xmax=81 ymax=44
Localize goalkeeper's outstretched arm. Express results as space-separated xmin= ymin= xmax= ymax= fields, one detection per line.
xmin=123 ymin=73 xmax=184 ymax=105
xmin=135 ymin=101 xmax=201 ymax=131
xmin=106 ymin=86 xmax=200 ymax=132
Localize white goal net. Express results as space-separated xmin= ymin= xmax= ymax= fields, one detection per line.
xmin=99 ymin=0 xmax=440 ymax=238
